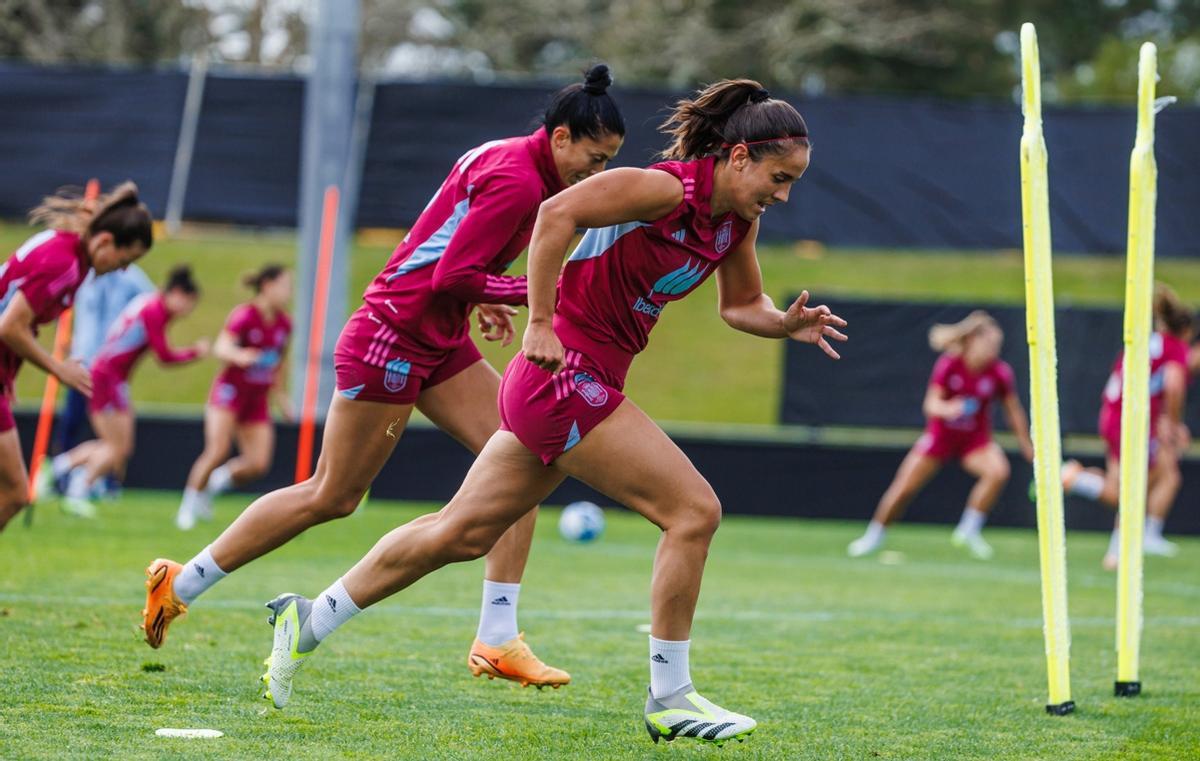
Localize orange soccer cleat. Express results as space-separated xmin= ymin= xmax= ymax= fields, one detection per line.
xmin=468 ymin=633 xmax=571 ymax=689
xmin=141 ymin=559 xmax=188 ymax=648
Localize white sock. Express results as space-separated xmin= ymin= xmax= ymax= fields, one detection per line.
xmin=862 ymin=520 xmax=886 ymax=544
xmin=174 ymin=546 xmax=229 ymax=605
xmin=52 ymin=453 xmax=74 ymax=478
xmin=179 ymin=488 xmax=200 ymax=512
xmin=65 ymin=468 xmax=91 ymax=499
xmin=1146 ymin=516 xmax=1165 ymax=540
xmin=1066 ymin=470 xmax=1105 ymax=500
xmin=955 ymin=507 xmax=988 ymax=537
xmin=1107 ymin=528 xmax=1121 ymax=558
xmin=649 ymin=637 xmax=692 ymax=699
xmin=311 ymin=578 xmax=362 ymax=643
xmin=476 ymin=580 xmax=521 ymax=646
xmin=206 ymin=464 xmax=234 ymax=496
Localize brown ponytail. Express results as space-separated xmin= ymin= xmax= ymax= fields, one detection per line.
xmin=1154 ymin=282 xmax=1192 ymax=337
xmin=28 ymin=180 xmax=153 ymax=250
xmin=242 ymin=264 xmax=286 ymax=294
xmin=659 ymin=78 xmax=809 ymax=161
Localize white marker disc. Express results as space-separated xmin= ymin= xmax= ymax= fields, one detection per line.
xmin=155 ymin=728 xmax=224 ymax=739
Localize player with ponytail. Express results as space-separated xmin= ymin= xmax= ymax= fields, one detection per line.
xmin=0 ymin=182 xmax=153 ymax=530
xmin=258 ymin=79 xmax=844 ymax=747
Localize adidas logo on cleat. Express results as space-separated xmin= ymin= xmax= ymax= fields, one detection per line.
xmin=651 ymin=653 xmax=669 ymax=664
xmin=491 ymin=596 xmax=511 ymax=606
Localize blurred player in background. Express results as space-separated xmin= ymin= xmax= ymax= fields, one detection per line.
xmin=257 ymin=79 xmax=845 ymax=747
xmin=176 ymin=265 xmax=292 ymax=530
xmin=48 ymin=265 xmax=207 ymax=517
xmin=141 ymin=67 xmax=626 ymax=691
xmin=0 ymin=182 xmax=152 ymax=530
xmin=1061 ymin=284 xmax=1192 ymax=569
xmin=848 ymin=311 xmax=1032 ymax=560
xmin=52 ymin=262 xmax=155 ymax=495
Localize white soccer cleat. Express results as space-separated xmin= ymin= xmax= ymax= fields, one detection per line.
xmin=174 ymin=499 xmax=196 ymax=531
xmin=61 ymin=496 xmax=97 ymax=520
xmin=951 ymin=530 xmax=994 ymax=560
xmin=644 ymin=684 xmax=756 ymax=745
xmin=847 ymin=533 xmax=883 ymax=558
xmin=261 ymin=594 xmax=318 ymax=709
xmin=32 ymin=463 xmax=58 ymax=504
xmin=1143 ymin=534 xmax=1179 ymax=558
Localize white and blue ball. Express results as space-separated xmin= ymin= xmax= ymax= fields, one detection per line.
xmin=558 ymin=501 xmax=605 ymax=543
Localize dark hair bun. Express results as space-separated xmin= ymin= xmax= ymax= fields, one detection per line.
xmin=583 ymin=64 xmax=612 ymax=95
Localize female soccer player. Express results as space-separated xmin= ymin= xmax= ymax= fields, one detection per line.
xmin=847 ymin=312 xmax=1032 ymax=560
xmin=52 ymin=265 xmax=207 ymax=517
xmin=1061 ymin=284 xmax=1191 ymax=569
xmin=142 ymin=66 xmax=627 ymax=689
xmin=175 ymin=265 xmax=293 ymax=530
xmin=0 ymin=182 xmax=153 ymax=531
xmin=258 ymin=79 xmax=845 ymax=747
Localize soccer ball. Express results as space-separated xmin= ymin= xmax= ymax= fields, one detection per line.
xmin=558 ymin=501 xmax=605 ymax=543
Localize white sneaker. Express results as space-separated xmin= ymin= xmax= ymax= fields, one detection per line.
xmin=194 ymin=492 xmax=214 ymax=522
xmin=175 ymin=496 xmax=196 ymax=531
xmin=952 ymin=530 xmax=994 ymax=560
xmin=1143 ymin=535 xmax=1179 ymax=557
xmin=32 ymin=463 xmax=58 ymax=503
xmin=847 ymin=533 xmax=884 ymax=558
xmin=61 ymin=496 xmax=97 ymax=519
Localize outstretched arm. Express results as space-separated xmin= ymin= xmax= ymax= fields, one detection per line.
xmin=715 ymin=220 xmax=847 ymax=358
xmin=1002 ymin=393 xmax=1034 ymax=462
xmin=0 ymin=292 xmax=91 ymax=395
xmin=145 ymin=309 xmax=205 ymax=365
xmin=522 ymin=168 xmax=684 ymax=372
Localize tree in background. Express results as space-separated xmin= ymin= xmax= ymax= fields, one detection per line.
xmin=0 ymin=0 xmax=1197 ymax=101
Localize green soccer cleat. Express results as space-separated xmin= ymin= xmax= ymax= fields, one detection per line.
xmin=261 ymin=593 xmax=318 ymax=709
xmin=644 ymin=684 xmax=756 ymax=746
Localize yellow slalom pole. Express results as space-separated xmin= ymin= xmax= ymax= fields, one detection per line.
xmin=1019 ymin=22 xmax=1074 ymax=716
xmin=1115 ymin=42 xmax=1160 ymax=698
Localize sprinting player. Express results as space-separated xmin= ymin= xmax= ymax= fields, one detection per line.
xmin=53 ymin=264 xmax=154 ymax=457
xmin=52 ymin=266 xmax=207 ymax=517
xmin=141 ymin=66 xmax=626 ymax=690
xmin=176 ymin=265 xmax=293 ymax=530
xmin=0 ymin=182 xmax=152 ymax=531
xmin=257 ymin=79 xmax=845 ymax=747
xmin=1062 ymin=284 xmax=1191 ymax=569
xmin=848 ymin=312 xmax=1032 ymax=560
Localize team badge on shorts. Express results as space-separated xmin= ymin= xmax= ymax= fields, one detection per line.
xmin=384 ymin=358 xmax=412 ymax=393
xmin=573 ymin=372 xmax=609 ymax=407
xmin=715 ymin=220 xmax=733 ymax=253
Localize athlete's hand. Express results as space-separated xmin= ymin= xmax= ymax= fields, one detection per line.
xmin=58 ymin=358 xmax=93 ymax=398
xmin=782 ymin=291 xmax=848 ymax=359
xmin=234 ymin=347 xmax=262 ymax=368
xmin=193 ymin=338 xmax=212 ymax=358
xmin=522 ymin=321 xmax=564 ymax=373
xmin=477 ymin=304 xmax=518 ymax=347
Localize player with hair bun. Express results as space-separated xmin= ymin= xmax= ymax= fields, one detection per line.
xmin=0 ymin=182 xmax=154 ymax=531
xmin=175 ymin=264 xmax=293 ymax=530
xmin=142 ymin=66 xmax=627 ymax=692
xmin=848 ymin=311 xmax=1033 ymax=560
xmin=258 ymin=78 xmax=844 ymax=747
xmin=51 ymin=265 xmax=207 ymax=518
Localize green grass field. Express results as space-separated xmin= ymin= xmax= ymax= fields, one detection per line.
xmin=5 ymin=221 xmax=1200 ymax=425
xmin=1 ymin=492 xmax=1197 ymax=759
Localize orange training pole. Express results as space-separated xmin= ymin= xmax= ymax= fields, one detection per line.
xmin=26 ymin=179 xmax=99 ymax=510
xmin=295 ymin=185 xmax=339 ymax=483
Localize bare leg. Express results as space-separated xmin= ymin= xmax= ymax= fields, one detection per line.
xmin=184 ymin=406 xmax=236 ymax=491
xmin=1147 ymin=451 xmax=1181 ymax=521
xmin=209 ymin=394 xmax=411 ymax=572
xmin=342 ymin=431 xmax=565 ymax=606
xmin=229 ymin=422 xmax=275 ymax=484
xmin=78 ymin=411 xmax=135 ymax=485
xmin=417 ymin=359 xmax=538 ymax=584
xmin=870 ymin=447 xmax=943 ymax=526
xmin=960 ymin=442 xmax=1011 ymax=514
xmin=0 ymin=429 xmax=29 ymax=531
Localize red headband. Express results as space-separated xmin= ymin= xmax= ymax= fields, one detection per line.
xmin=721 ymin=135 xmax=810 ymax=149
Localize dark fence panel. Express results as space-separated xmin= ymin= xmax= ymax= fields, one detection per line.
xmin=2 ymin=63 xmax=1200 ymax=255
xmin=782 ymin=297 xmax=1200 ymax=435
xmin=13 ymin=410 xmax=1200 ymax=535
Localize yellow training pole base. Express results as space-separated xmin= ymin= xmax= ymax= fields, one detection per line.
xmin=1115 ymin=681 xmax=1142 ymax=698
xmin=1046 ymin=701 xmax=1076 ymax=716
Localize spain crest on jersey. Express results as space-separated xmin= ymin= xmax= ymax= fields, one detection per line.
xmin=715 ymin=220 xmax=733 ymax=253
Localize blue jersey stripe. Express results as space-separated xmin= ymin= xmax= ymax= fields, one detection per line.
xmin=386 ymin=194 xmax=472 ymax=282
